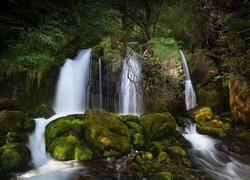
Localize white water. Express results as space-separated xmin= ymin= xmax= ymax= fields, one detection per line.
xmin=53 ymin=49 xmax=92 ymax=114
xmin=183 ymin=121 xmax=250 ymax=180
xmin=118 ymin=48 xmax=143 ymax=115
xmin=179 ymin=50 xmax=197 ymax=110
xmin=18 ymin=49 xmax=92 ymax=179
xmin=99 ymin=58 xmax=103 ymax=108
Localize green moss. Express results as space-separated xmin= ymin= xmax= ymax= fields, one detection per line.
xmin=75 ymin=146 xmax=93 ymax=161
xmin=0 ymin=143 xmax=31 ymax=173
xmin=153 ymin=171 xmax=172 ymax=180
xmin=121 ymin=115 xmax=139 ymax=123
xmin=182 ymin=157 xmax=192 ymax=167
xmin=133 ymin=133 xmax=145 ymax=148
xmin=84 ymin=109 xmax=130 ymax=153
xmin=139 ymin=112 xmax=176 ymax=140
xmin=51 ymin=135 xmax=80 ymax=160
xmin=0 ymin=110 xmax=25 ymax=135
xmin=103 ymin=149 xmax=121 ymax=158
xmin=194 ymin=107 xmax=214 ymax=123
xmin=46 ymin=117 xmax=84 ymax=146
xmin=126 ymin=121 xmax=143 ymax=133
xmin=144 ymin=152 xmax=153 ymax=160
xmin=23 ymin=118 xmax=35 ymax=132
xmin=103 ymin=150 xmax=111 ymax=158
xmin=168 ymin=146 xmax=187 ymax=157
xmin=157 ymin=152 xmax=168 ymax=162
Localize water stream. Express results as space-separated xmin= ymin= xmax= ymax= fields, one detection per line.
xmin=183 ymin=121 xmax=250 ymax=180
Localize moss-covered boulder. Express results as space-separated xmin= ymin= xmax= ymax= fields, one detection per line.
xmin=45 ymin=115 xmax=87 ymax=161
xmin=46 ymin=109 xmax=131 ymax=160
xmin=189 ymin=106 xmax=231 ymax=138
xmin=0 ymin=98 xmax=20 ymax=110
xmin=0 ymin=143 xmax=31 ymax=173
xmin=84 ymin=109 xmax=130 ymax=153
xmin=139 ymin=113 xmax=176 ymax=140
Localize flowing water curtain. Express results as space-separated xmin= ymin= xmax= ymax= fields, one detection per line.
xmin=118 ymin=48 xmax=143 ymax=115
xmin=179 ymin=50 xmax=197 ymax=110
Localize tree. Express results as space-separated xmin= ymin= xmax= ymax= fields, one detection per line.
xmin=107 ymin=0 xmax=164 ymax=42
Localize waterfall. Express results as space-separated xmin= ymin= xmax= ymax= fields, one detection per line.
xmin=99 ymin=58 xmax=103 ymax=108
xmin=118 ymin=48 xmax=143 ymax=115
xmin=183 ymin=121 xmax=250 ymax=180
xmin=19 ymin=49 xmax=91 ymax=179
xmin=53 ymin=49 xmax=92 ymax=114
xmin=179 ymin=50 xmax=197 ymax=110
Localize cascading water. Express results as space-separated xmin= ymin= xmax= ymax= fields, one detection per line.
xmin=118 ymin=47 xmax=143 ymax=115
xmin=179 ymin=50 xmax=197 ymax=110
xmin=183 ymin=121 xmax=250 ymax=180
xmin=54 ymin=49 xmax=92 ymax=114
xmin=99 ymin=58 xmax=103 ymax=108
xmin=19 ymin=49 xmax=92 ymax=179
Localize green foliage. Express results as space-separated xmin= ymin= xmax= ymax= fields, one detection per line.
xmin=149 ymin=38 xmax=179 ymax=62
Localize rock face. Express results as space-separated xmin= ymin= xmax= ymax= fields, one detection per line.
xmin=189 ymin=106 xmax=231 ymax=138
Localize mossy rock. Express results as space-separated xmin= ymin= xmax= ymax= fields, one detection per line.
xmin=157 ymin=152 xmax=169 ymax=162
xmin=85 ymin=109 xmax=130 ymax=153
xmin=23 ymin=118 xmax=35 ymax=132
xmin=126 ymin=121 xmax=143 ymax=133
xmin=0 ymin=110 xmax=25 ymax=136
xmin=46 ymin=117 xmax=85 ymax=147
xmin=0 ymin=143 xmax=31 ymax=173
xmin=133 ymin=133 xmax=145 ymax=148
xmin=189 ymin=106 xmax=231 ymax=138
xmin=75 ymin=146 xmax=93 ymax=161
xmin=152 ymin=171 xmax=172 ymax=180
xmin=0 ymin=98 xmax=20 ymax=110
xmin=168 ymin=146 xmax=187 ymax=157
xmin=139 ymin=112 xmax=176 ymax=140
xmin=121 ymin=115 xmax=139 ymax=123
xmin=50 ymin=135 xmax=80 ymax=160
xmin=33 ymin=103 xmax=55 ymax=119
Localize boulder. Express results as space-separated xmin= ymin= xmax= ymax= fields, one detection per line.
xmin=139 ymin=112 xmax=176 ymax=140
xmin=189 ymin=106 xmax=231 ymax=138
xmin=0 ymin=143 xmax=31 ymax=173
